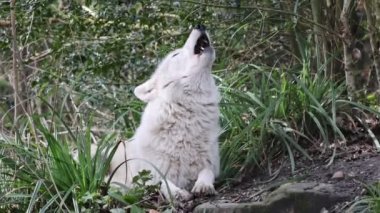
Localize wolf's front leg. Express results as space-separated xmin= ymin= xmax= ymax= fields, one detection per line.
xmin=191 ymin=168 xmax=216 ymax=196
xmin=160 ymin=179 xmax=193 ymax=201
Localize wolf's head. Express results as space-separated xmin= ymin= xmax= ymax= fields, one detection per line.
xmin=134 ymin=25 xmax=216 ymax=102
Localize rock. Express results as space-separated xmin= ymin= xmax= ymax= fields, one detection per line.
xmin=193 ymin=182 xmax=349 ymax=213
xmin=263 ymin=182 xmax=347 ymax=213
xmin=332 ymin=171 xmax=345 ymax=180
xmin=193 ymin=202 xmax=266 ymax=213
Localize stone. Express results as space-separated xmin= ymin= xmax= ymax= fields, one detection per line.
xmin=331 ymin=171 xmax=345 ymax=180
xmin=193 ymin=182 xmax=349 ymax=213
xmin=193 ymin=202 xmax=266 ymax=213
xmin=263 ymin=182 xmax=347 ymax=213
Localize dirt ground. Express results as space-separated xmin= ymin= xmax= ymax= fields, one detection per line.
xmin=188 ymin=141 xmax=380 ymax=212
xmin=170 ymin=116 xmax=380 ymax=212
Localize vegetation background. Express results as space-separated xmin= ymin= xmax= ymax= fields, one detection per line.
xmin=0 ymin=0 xmax=380 ymax=212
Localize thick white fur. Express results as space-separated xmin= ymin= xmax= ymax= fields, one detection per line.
xmin=110 ymin=28 xmax=220 ymax=200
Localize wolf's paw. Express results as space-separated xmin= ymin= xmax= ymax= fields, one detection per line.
xmin=174 ymin=189 xmax=193 ymax=201
xmin=191 ymin=181 xmax=216 ymax=196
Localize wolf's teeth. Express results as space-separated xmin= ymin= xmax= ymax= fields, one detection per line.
xmin=201 ymin=47 xmax=204 ymax=50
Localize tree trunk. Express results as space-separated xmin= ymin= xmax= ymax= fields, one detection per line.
xmin=340 ymin=0 xmax=357 ymax=98
xmin=10 ymin=0 xmax=21 ymax=121
xmin=363 ymin=0 xmax=380 ymax=93
xmin=376 ymin=1 xmax=380 ymax=26
xmin=282 ymin=0 xmax=301 ymax=62
xmin=311 ymin=0 xmax=322 ymax=67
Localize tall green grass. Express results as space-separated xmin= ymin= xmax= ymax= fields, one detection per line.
xmin=0 ymin=90 xmax=168 ymax=212
xmin=0 ymin=114 xmax=119 ymax=212
xmin=218 ymin=61 xmax=379 ymax=178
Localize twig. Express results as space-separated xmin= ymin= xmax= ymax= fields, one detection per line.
xmin=81 ymin=5 xmax=97 ymax=18
xmin=28 ymin=49 xmax=53 ymax=62
xmin=356 ymin=116 xmax=380 ymax=152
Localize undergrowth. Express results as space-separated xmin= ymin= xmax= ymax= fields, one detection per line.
xmin=1 ymin=56 xmax=380 ymax=212
xmin=349 ymin=182 xmax=380 ymax=213
xmin=0 ymin=108 xmax=162 ymax=212
xmin=218 ymin=62 xmax=380 ymax=178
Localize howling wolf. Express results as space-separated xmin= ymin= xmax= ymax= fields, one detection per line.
xmin=111 ymin=25 xmax=220 ymax=200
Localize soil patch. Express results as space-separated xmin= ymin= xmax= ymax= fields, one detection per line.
xmin=188 ymin=143 xmax=380 ymax=212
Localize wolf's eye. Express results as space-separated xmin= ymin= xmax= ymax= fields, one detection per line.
xmin=172 ymin=53 xmax=179 ymax=58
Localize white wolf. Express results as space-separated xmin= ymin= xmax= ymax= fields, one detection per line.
xmin=111 ymin=25 xmax=220 ymax=200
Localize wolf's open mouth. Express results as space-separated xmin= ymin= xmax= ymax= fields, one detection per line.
xmin=194 ymin=33 xmax=210 ymax=55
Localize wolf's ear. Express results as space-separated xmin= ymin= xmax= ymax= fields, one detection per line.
xmin=134 ymin=78 xmax=157 ymax=103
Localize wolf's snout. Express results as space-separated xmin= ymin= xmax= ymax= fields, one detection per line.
xmin=194 ymin=24 xmax=206 ymax=32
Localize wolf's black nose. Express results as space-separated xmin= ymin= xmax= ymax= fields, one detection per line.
xmin=195 ymin=24 xmax=206 ymax=32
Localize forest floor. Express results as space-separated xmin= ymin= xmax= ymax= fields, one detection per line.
xmin=212 ymin=150 xmax=379 ymax=212
xmin=188 ymin=128 xmax=380 ymax=212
